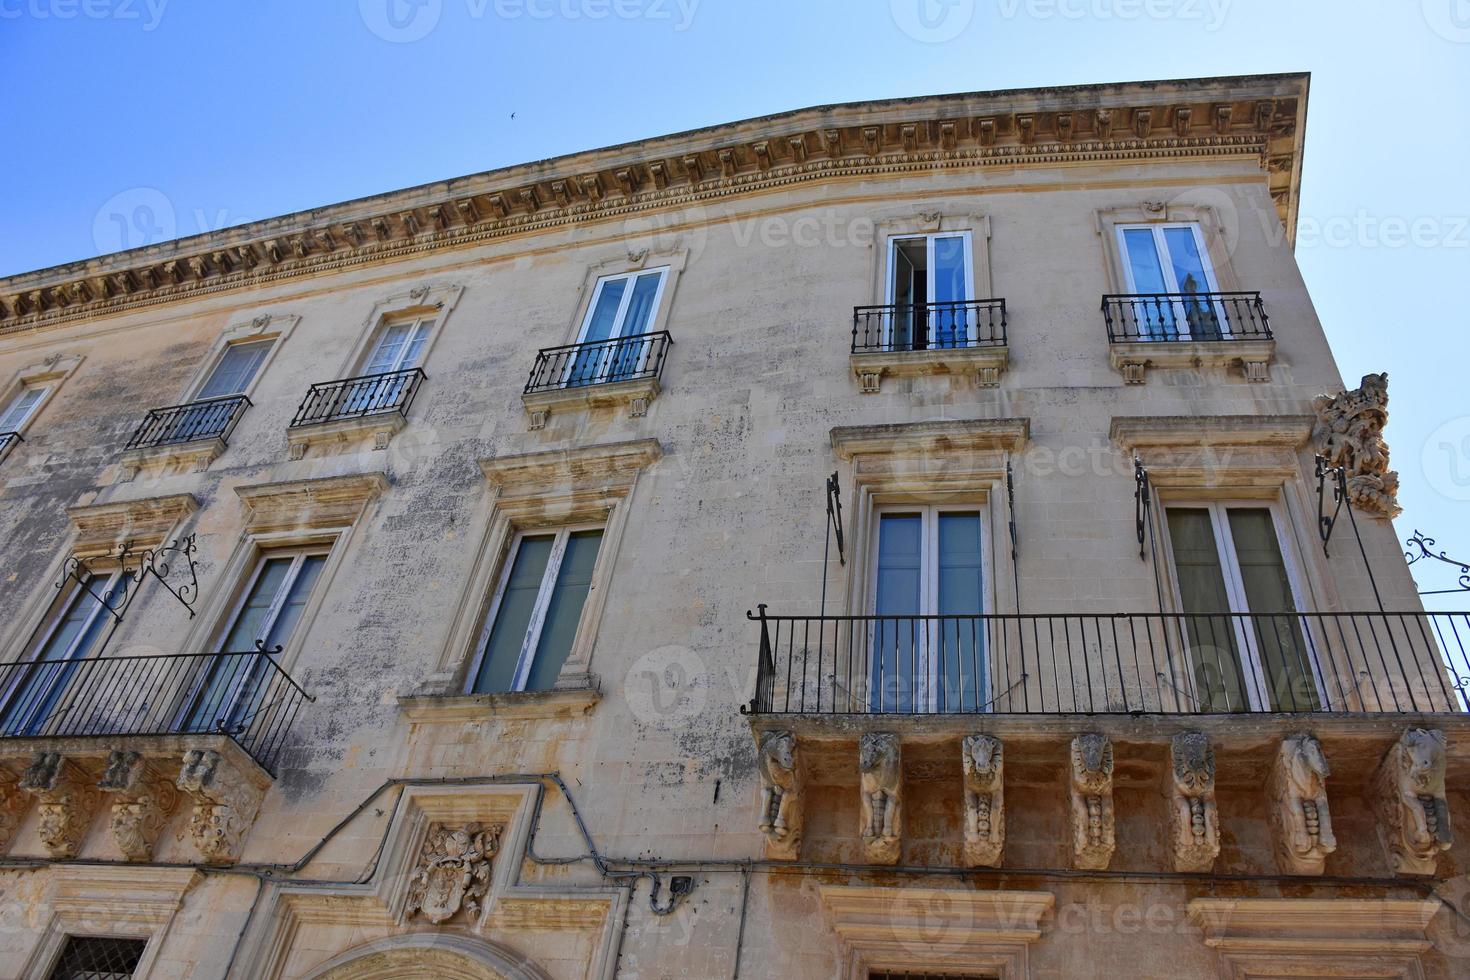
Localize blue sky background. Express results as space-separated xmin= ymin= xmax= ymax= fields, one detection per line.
xmin=2 ymin=0 xmax=1468 ymax=602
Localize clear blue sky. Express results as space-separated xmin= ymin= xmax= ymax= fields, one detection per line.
xmin=3 ymin=0 xmax=1468 ymax=601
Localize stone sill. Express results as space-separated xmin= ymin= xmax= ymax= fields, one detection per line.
xmin=119 ymin=436 xmax=227 ymax=478
xmin=399 ymin=678 xmax=601 ymax=723
xmin=287 ymin=411 xmax=406 ymax=459
xmin=1108 ymin=338 xmax=1275 ymax=384
xmin=850 ymin=345 xmax=1009 ymax=392
xmin=521 ymin=377 xmax=659 ymax=428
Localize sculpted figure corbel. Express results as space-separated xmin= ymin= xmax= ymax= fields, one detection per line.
xmin=20 ymin=752 xmax=100 ymax=859
xmin=1165 ymin=731 xmax=1219 ymax=872
xmin=859 ymin=732 xmax=901 ymax=864
xmin=756 ymin=731 xmax=802 ymax=860
xmin=1371 ymin=729 xmax=1452 ymax=876
xmin=962 ymin=734 xmax=1004 ymax=867
xmin=99 ymin=749 xmax=179 ymax=861
xmin=177 ymin=749 xmax=265 ymax=863
xmin=0 ymin=767 xmax=30 ymax=853
xmin=1269 ymin=733 xmax=1337 ymax=874
xmin=1069 ymin=733 xmax=1115 ymax=870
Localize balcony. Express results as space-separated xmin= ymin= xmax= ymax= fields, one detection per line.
xmin=521 ymin=330 xmax=672 ymax=428
xmin=1101 ymin=291 xmax=1274 ymax=383
xmin=850 ymin=299 xmax=1008 ymax=392
xmin=0 ymin=431 xmax=21 ymax=464
xmin=287 ymin=367 xmax=425 ymax=459
xmin=121 ymin=394 xmax=251 ymax=476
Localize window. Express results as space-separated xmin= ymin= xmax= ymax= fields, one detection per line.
xmin=1165 ymin=502 xmax=1320 ymax=712
xmin=47 ymin=936 xmax=146 ymax=979
xmin=869 ymin=507 xmax=985 ymax=712
xmin=186 ymin=550 xmax=326 ymax=732
xmin=1115 ymin=223 xmax=1225 ymax=339
xmin=345 ymin=317 xmax=434 ymax=414
xmin=0 ymin=384 xmax=47 ymax=434
xmin=0 ymin=571 xmax=127 ymax=736
xmin=469 ymin=527 xmax=604 ymax=694
xmin=195 ymin=339 xmax=273 ymax=400
xmin=884 ymin=233 xmax=973 ymax=351
xmin=566 ymin=269 xmax=668 ymax=386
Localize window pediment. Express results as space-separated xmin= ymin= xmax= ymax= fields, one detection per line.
xmin=65 ymin=493 xmax=198 ymax=556
xmin=235 ymin=473 xmax=388 ymax=534
xmin=1111 ymin=414 xmax=1312 ymax=487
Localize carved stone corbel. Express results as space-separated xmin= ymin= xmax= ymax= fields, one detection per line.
xmin=1069 ymin=733 xmax=1115 ymax=870
xmin=859 ymin=732 xmax=901 ymax=865
xmin=20 ymin=752 xmax=100 ymax=859
xmin=962 ymin=735 xmax=1004 ymax=868
xmin=177 ymin=749 xmax=265 ymax=864
xmin=1165 ymin=732 xmax=1219 ymax=872
xmin=757 ymin=731 xmax=802 ymax=861
xmin=99 ymin=750 xmax=179 ymax=861
xmin=1370 ymin=729 xmax=1452 ymax=876
xmin=1268 ymin=733 xmax=1337 ymax=875
xmin=0 ymin=768 xmax=30 ymax=853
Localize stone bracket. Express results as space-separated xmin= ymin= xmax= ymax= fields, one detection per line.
xmin=521 ymin=376 xmax=661 ymax=429
xmin=757 ymin=731 xmax=803 ymax=861
xmin=1166 ymin=731 xmax=1219 ymax=873
xmin=1069 ymin=733 xmax=1115 ymax=870
xmin=20 ymin=752 xmax=101 ymax=859
xmin=99 ymin=749 xmax=179 ymax=862
xmin=1370 ymin=728 xmax=1451 ymax=876
xmin=286 ymin=412 xmax=406 ymax=461
xmin=859 ymin=732 xmax=901 ymax=865
xmin=177 ymin=748 xmax=267 ymax=864
xmin=1269 ymin=733 xmax=1337 ymax=875
xmin=1108 ymin=338 xmax=1276 ymax=385
xmin=962 ymin=734 xmax=1004 ymax=868
xmin=849 ymin=346 xmax=1009 ymax=393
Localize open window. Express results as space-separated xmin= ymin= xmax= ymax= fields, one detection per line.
xmin=883 ymin=233 xmax=973 ymax=351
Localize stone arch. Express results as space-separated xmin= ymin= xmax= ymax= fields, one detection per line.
xmin=301 ymin=934 xmax=555 ymax=980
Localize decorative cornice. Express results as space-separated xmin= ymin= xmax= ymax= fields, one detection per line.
xmin=1187 ymin=897 xmax=1438 ymax=952
xmin=1109 ymin=414 xmax=1313 ymax=449
xmin=0 ymin=74 xmax=1308 ymax=337
xmin=235 ymin=472 xmax=388 ymax=534
xmin=65 ymin=493 xmax=198 ymax=555
xmin=831 ymin=418 xmax=1030 ymax=458
xmin=479 ymin=438 xmax=662 ymax=489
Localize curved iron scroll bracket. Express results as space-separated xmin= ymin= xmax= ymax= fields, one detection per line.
xmin=1134 ymin=456 xmax=1151 ymax=561
xmin=56 ymin=533 xmax=201 ymax=624
xmin=1316 ymin=455 xmax=1347 ymax=558
xmin=825 ymin=471 xmax=846 ymax=567
xmin=1406 ymin=530 xmax=1470 ymax=596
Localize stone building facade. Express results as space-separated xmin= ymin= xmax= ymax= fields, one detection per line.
xmin=0 ymin=72 xmax=1465 ymax=979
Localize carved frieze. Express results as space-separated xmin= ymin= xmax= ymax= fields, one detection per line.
xmin=1069 ymin=734 xmax=1115 ymax=870
xmin=405 ymin=822 xmax=503 ymax=924
xmin=757 ymin=731 xmax=801 ymax=861
xmin=859 ymin=732 xmax=901 ymax=865
xmin=177 ymin=749 xmax=265 ymax=864
xmin=99 ymin=750 xmax=178 ymax=862
xmin=1268 ymin=733 xmax=1337 ymax=875
xmin=20 ymin=752 xmax=100 ymax=859
xmin=1165 ymin=732 xmax=1219 ymax=873
xmin=1311 ymin=372 xmax=1401 ymax=518
xmin=962 ymin=734 xmax=1004 ymax=868
xmin=1370 ymin=729 xmax=1452 ymax=876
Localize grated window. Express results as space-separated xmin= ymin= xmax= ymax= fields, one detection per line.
xmin=48 ymin=936 xmax=146 ymax=979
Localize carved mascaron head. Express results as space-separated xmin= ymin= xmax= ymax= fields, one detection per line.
xmin=1399 ymin=729 xmax=1447 ymax=795
xmin=1171 ymin=732 xmax=1215 ymax=794
xmin=760 ymin=731 xmax=796 ymax=772
xmin=1283 ymin=734 xmax=1330 ymax=791
xmin=859 ymin=734 xmax=898 ymax=774
xmin=963 ymin=735 xmax=1002 ymax=783
xmin=1072 ymin=734 xmax=1114 ymax=792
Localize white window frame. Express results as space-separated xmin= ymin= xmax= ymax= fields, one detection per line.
xmin=187 ymin=337 xmax=275 ymax=402
xmin=211 ymin=548 xmax=328 ymax=653
xmin=882 ymin=232 xmax=976 ymax=350
xmin=574 ymin=268 xmax=671 ymax=347
xmin=465 ymin=523 xmax=604 ymax=694
xmin=1161 ymin=499 xmax=1325 ymax=711
xmin=361 ymin=315 xmax=436 ymax=376
xmin=1115 ymin=222 xmax=1228 ymax=340
xmin=0 ymin=383 xmax=49 ymax=434
xmin=865 ymin=504 xmax=990 ymax=712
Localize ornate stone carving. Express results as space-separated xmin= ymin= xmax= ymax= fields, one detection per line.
xmin=177 ymin=749 xmax=265 ymax=863
xmin=961 ymin=734 xmax=1004 ymax=867
xmin=859 ymin=732 xmax=901 ymax=864
xmin=1311 ymin=372 xmax=1401 ymax=517
xmin=1269 ymin=733 xmax=1337 ymax=875
xmin=1370 ymin=729 xmax=1451 ymax=876
xmin=99 ymin=750 xmax=178 ymax=861
xmin=0 ymin=768 xmax=30 ymax=852
xmin=757 ymin=731 xmax=801 ymax=860
xmin=20 ymin=752 xmax=100 ymax=859
xmin=405 ymin=822 xmax=502 ymax=924
xmin=1165 ymin=732 xmax=1219 ymax=872
xmin=1069 ymin=734 xmax=1115 ymax=870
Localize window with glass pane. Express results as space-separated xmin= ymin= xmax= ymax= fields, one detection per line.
xmin=471 ymin=528 xmax=604 ymax=694
xmin=0 ymin=385 xmax=47 ymax=433
xmin=567 ymin=269 xmax=667 ymax=386
xmin=1116 ymin=223 xmax=1223 ymax=339
xmin=350 ymin=318 xmax=433 ymax=414
xmin=886 ymin=234 xmax=972 ymax=351
xmin=1166 ymin=503 xmax=1317 ymax=712
xmin=869 ymin=508 xmax=984 ymax=713
xmin=187 ymin=553 xmax=325 ymax=733
xmin=197 ymin=340 xmax=273 ymax=399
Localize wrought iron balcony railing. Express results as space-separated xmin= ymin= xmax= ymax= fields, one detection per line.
xmin=1101 ymin=291 xmax=1271 ymax=343
xmin=125 ymin=394 xmax=252 ymax=451
xmin=852 ymin=299 xmax=1008 ymax=353
xmin=0 ymin=650 xmax=312 ymax=774
xmin=747 ymin=609 xmax=1469 ymax=717
xmin=525 ymin=330 xmax=672 ymax=394
xmin=290 ymin=367 xmax=426 ymax=428
xmin=0 ymin=431 xmax=21 ymax=460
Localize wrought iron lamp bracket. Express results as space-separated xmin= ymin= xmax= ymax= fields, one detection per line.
xmin=1405 ymin=530 xmax=1470 ymax=596
xmin=1316 ymin=455 xmax=1347 ymax=557
xmin=1134 ymin=456 xmax=1151 ymax=561
xmin=825 ymin=471 xmax=846 ymax=566
xmin=56 ymin=533 xmax=201 ymax=623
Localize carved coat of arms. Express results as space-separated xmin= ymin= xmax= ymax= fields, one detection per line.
xmin=405 ymin=822 xmax=502 ymax=924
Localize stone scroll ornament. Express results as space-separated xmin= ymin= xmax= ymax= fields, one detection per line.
xmin=100 ymin=750 xmax=178 ymax=862
xmin=405 ymin=822 xmax=503 ymax=924
xmin=1069 ymin=734 xmax=1115 ymax=870
xmin=20 ymin=752 xmax=100 ymax=860
xmin=1311 ymin=372 xmax=1401 ymax=518
xmin=177 ymin=749 xmax=265 ymax=864
xmin=757 ymin=731 xmax=802 ymax=861
xmin=1370 ymin=729 xmax=1452 ymax=876
xmin=1165 ymin=732 xmax=1219 ymax=873
xmin=1268 ymin=733 xmax=1337 ymax=875
xmin=859 ymin=732 xmax=902 ymax=865
xmin=962 ymin=734 xmax=1004 ymax=868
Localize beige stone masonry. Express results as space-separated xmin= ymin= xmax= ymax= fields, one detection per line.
xmin=176 ymin=747 xmax=271 ymax=864
xmin=235 ymin=472 xmax=389 ymax=535
xmin=64 ymin=493 xmax=198 ymax=556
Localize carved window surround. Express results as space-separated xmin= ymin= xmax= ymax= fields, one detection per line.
xmin=64 ymin=493 xmax=199 ymax=558
xmin=1187 ymin=898 xmax=1437 ymax=979
xmin=235 ymin=473 xmax=389 ymax=536
xmin=179 ymin=312 xmax=299 ymax=403
xmin=818 ymin=884 xmax=1053 ymax=979
xmin=419 ymin=439 xmax=660 ymax=700
xmin=398 ymin=680 xmax=600 ymax=726
xmin=339 ymin=281 xmax=462 ymax=379
xmin=0 ymin=352 xmax=83 ymax=463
